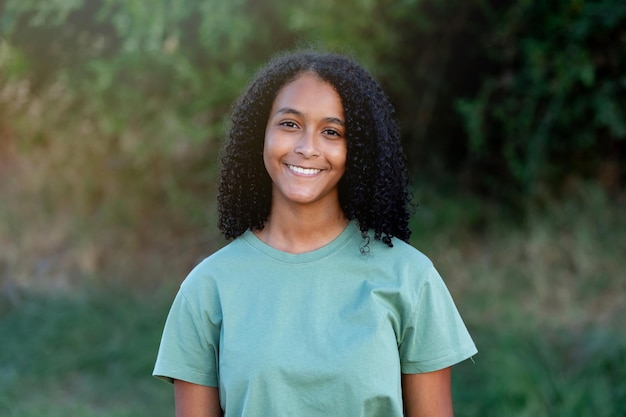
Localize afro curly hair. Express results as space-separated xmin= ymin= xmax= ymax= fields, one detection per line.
xmin=218 ymin=50 xmax=412 ymax=247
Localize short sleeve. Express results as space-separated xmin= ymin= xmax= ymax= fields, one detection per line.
xmin=152 ymin=274 xmax=222 ymax=387
xmin=398 ymin=266 xmax=477 ymax=373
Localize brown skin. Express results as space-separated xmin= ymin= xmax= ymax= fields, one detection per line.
xmin=402 ymin=368 xmax=454 ymax=417
xmin=256 ymin=72 xmax=349 ymax=253
xmin=174 ymin=380 xmax=222 ymax=417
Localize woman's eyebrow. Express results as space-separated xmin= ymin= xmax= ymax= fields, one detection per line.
xmin=275 ymin=107 xmax=344 ymax=126
xmin=275 ymin=107 xmax=303 ymax=118
xmin=323 ymin=117 xmax=345 ymax=126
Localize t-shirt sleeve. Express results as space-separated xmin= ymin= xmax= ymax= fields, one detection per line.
xmin=152 ymin=276 xmax=222 ymax=387
xmin=398 ymin=265 xmax=477 ymax=374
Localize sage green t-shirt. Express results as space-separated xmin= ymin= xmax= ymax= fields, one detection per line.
xmin=153 ymin=221 xmax=477 ymax=416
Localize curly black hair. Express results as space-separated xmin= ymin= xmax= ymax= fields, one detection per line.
xmin=218 ymin=50 xmax=412 ymax=247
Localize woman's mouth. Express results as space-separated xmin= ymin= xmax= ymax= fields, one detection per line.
xmin=287 ymin=164 xmax=321 ymax=176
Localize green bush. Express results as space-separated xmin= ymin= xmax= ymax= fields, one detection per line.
xmin=457 ymin=0 xmax=626 ymax=201
xmin=2 ymin=0 xmax=624 ymax=208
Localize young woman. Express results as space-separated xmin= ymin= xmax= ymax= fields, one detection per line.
xmin=154 ymin=50 xmax=477 ymax=417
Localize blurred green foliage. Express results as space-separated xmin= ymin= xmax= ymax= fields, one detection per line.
xmin=0 ymin=288 xmax=176 ymax=416
xmin=1 ymin=3 xmax=624 ymax=415
xmin=1 ymin=0 xmax=624 ymax=208
xmin=457 ymin=0 xmax=626 ymax=202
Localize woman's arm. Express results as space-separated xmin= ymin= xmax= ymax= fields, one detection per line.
xmin=402 ymin=367 xmax=454 ymax=417
xmin=174 ymin=379 xmax=223 ymax=417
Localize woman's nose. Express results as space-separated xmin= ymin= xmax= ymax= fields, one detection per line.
xmin=294 ymin=129 xmax=320 ymax=158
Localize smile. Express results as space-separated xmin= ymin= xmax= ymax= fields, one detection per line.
xmin=287 ymin=164 xmax=321 ymax=176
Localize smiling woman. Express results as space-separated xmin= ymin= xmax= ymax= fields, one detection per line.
xmin=153 ymin=50 xmax=477 ymax=417
xmin=260 ymin=72 xmax=348 ymax=249
xmin=215 ymin=51 xmax=415 ymax=246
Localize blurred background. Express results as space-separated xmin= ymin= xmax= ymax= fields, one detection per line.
xmin=0 ymin=0 xmax=624 ymax=416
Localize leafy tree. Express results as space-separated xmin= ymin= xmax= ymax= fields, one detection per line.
xmin=457 ymin=0 xmax=626 ymax=201
xmin=1 ymin=0 xmax=624 ymax=211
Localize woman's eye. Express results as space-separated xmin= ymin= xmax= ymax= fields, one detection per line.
xmin=279 ymin=121 xmax=298 ymax=128
xmin=323 ymin=129 xmax=341 ymax=137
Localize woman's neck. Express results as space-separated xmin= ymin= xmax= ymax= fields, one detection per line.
xmin=254 ymin=202 xmax=349 ymax=254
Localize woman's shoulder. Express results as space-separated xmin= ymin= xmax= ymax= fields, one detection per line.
xmin=179 ymin=234 xmax=255 ymax=289
xmin=366 ymin=233 xmax=433 ymax=268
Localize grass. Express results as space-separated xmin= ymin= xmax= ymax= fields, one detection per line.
xmin=0 ymin=288 xmax=175 ymax=417
xmin=414 ymin=183 xmax=626 ymax=416
xmin=1 ymin=172 xmax=625 ymax=415
xmin=452 ymin=321 xmax=626 ymax=417
xmin=1 ymin=277 xmax=623 ymax=416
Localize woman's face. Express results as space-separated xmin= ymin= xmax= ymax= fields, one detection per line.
xmin=263 ymin=72 xmax=347 ymax=210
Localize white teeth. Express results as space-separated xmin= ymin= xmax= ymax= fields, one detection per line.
xmin=288 ymin=165 xmax=321 ymax=175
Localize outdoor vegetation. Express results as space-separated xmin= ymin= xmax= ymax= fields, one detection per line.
xmin=0 ymin=0 xmax=624 ymax=416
